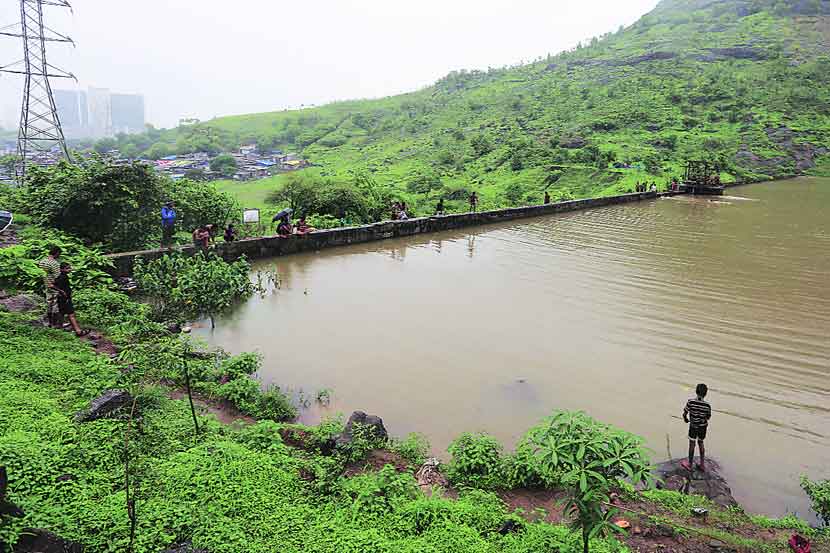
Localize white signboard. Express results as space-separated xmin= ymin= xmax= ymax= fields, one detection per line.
xmin=243 ymin=208 xmax=260 ymax=224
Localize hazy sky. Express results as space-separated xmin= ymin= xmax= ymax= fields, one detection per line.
xmin=0 ymin=0 xmax=659 ymax=129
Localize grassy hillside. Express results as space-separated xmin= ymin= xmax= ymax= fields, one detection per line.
xmin=1 ymin=229 xmax=827 ymax=552
xmin=126 ymin=0 xmax=830 ymax=215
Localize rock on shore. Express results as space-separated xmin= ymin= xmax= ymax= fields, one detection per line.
xmin=655 ymin=458 xmax=738 ymax=507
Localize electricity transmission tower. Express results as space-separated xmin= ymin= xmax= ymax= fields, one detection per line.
xmin=0 ymin=0 xmax=76 ymax=181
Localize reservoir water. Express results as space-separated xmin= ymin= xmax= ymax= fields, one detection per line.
xmin=199 ymin=178 xmax=830 ymax=520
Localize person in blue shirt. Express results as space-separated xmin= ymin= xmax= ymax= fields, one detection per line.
xmin=161 ymin=201 xmax=176 ymax=248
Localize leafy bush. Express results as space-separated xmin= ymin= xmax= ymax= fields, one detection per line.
xmin=0 ymin=246 xmax=43 ymax=291
xmin=216 ymin=375 xmax=260 ymax=413
xmin=531 ymin=411 xmax=653 ymax=553
xmin=165 ymin=178 xmax=238 ymax=231
xmin=73 ymin=288 xmax=151 ymax=331
xmin=0 ymin=227 xmax=114 ymax=293
xmin=340 ymin=464 xmax=420 ymax=516
xmin=447 ymin=432 xmax=504 ymax=488
xmin=642 ymin=489 xmax=709 ymax=513
xmin=219 ymin=351 xmax=261 ymax=379
xmin=254 ymin=386 xmax=297 ymax=422
xmin=21 ymin=159 xmax=167 ymax=252
xmin=801 ymin=476 xmax=830 ymax=526
xmin=234 ymin=420 xmax=290 ymax=454
xmin=134 ymin=251 xmax=253 ymax=327
xmin=502 ymin=435 xmax=557 ymax=489
xmin=305 ymin=213 xmax=342 ymax=229
xmin=390 ymin=433 xmax=431 ymax=466
xmin=209 ymin=153 xmax=237 ymax=177
xmin=748 ymin=513 xmax=815 ymax=534
xmin=340 ymin=422 xmax=389 ymax=463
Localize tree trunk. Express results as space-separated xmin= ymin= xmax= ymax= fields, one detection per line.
xmin=182 ymin=358 xmax=200 ymax=436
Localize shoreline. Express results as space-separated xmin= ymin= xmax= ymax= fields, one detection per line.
xmin=1 ymin=287 xmax=825 ymax=552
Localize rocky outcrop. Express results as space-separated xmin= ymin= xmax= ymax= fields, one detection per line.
xmin=335 ymin=411 xmax=388 ymax=448
xmin=558 ymin=136 xmax=586 ymax=149
xmin=696 ymin=47 xmax=767 ymax=62
xmin=734 ymin=146 xmax=791 ymax=175
xmin=13 ymin=529 xmax=83 ymax=553
xmin=0 ymin=294 xmax=40 ymax=313
xmin=74 ymin=389 xmax=133 ymax=422
xmin=735 ymin=127 xmax=828 ymax=176
xmin=613 ymin=51 xmax=677 ymax=66
xmin=765 ymin=127 xmax=828 ymax=172
xmin=655 ymin=458 xmax=738 ymax=507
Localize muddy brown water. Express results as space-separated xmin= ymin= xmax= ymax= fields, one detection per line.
xmin=198 ymin=178 xmax=829 ymax=521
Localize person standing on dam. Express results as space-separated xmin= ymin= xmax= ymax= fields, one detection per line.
xmin=469 ymin=191 xmax=478 ymax=212
xmin=161 ymin=201 xmax=176 ymax=248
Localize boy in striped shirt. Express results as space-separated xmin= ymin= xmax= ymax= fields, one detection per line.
xmin=682 ymin=383 xmax=712 ymax=471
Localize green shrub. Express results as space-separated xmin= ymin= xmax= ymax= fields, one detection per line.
xmin=254 ymin=386 xmax=297 ymax=422
xmin=235 ymin=420 xmax=290 ymax=454
xmin=748 ymin=513 xmax=815 ymax=534
xmin=219 ymin=352 xmax=261 ymax=379
xmin=447 ymin=432 xmax=504 ymax=488
xmin=166 ymin=178 xmax=238 ymax=231
xmin=642 ymin=489 xmax=709 ymax=513
xmin=340 ymin=464 xmax=420 ymax=516
xmin=73 ymin=288 xmax=151 ymax=331
xmin=21 ymin=159 xmax=167 ymax=252
xmin=531 ymin=411 xmax=653 ymax=553
xmin=390 ymin=432 xmax=431 ymax=466
xmin=0 ymin=245 xmax=43 ymax=291
xmin=134 ymin=251 xmax=253 ymax=326
xmin=0 ymin=227 xmax=114 ymax=292
xmin=502 ymin=438 xmax=553 ymax=489
xmin=801 ymin=476 xmax=830 ymax=526
xmin=341 ymin=422 xmax=389 ymax=463
xmin=306 ymin=213 xmax=343 ymax=229
xmin=216 ymin=375 xmax=260 ymax=413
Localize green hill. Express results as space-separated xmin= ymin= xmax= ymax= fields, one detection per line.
xmin=134 ymin=0 xmax=830 ymax=211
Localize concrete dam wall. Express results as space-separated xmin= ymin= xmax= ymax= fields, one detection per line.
xmin=107 ymin=190 xmax=675 ymax=276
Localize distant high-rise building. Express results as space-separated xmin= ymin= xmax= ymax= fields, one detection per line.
xmin=86 ymin=87 xmax=112 ymax=139
xmin=53 ymin=87 xmax=144 ymax=139
xmin=54 ymin=89 xmax=88 ymax=139
xmin=54 ymin=90 xmax=80 ymax=128
xmin=111 ymin=93 xmax=145 ymax=135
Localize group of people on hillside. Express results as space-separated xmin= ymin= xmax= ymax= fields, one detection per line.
xmin=38 ymin=245 xmax=88 ymax=337
xmin=635 ymin=181 xmax=657 ymax=193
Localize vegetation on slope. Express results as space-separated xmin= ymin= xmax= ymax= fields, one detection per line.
xmin=95 ymin=0 xmax=830 ymax=218
xmin=0 ymin=159 xmax=237 ymax=253
xmin=1 ymin=224 xmax=828 ymax=553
